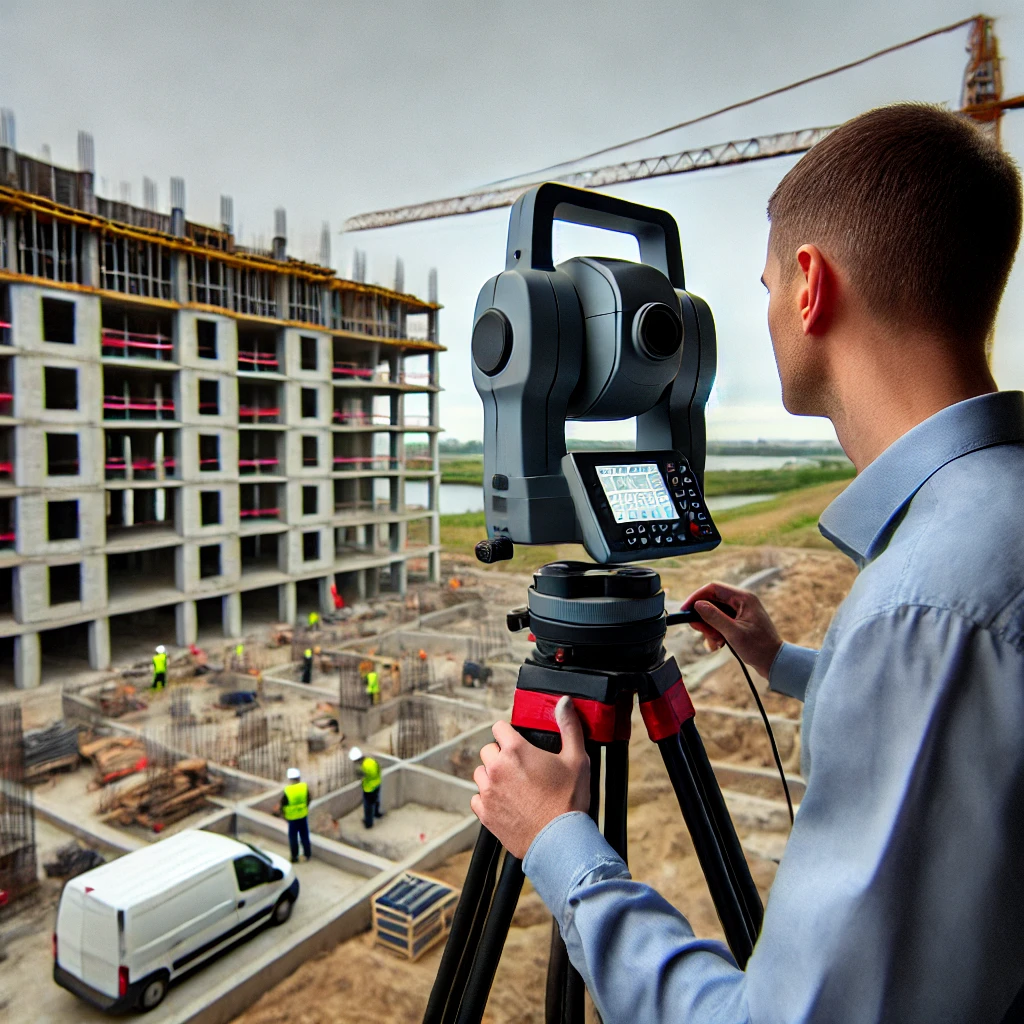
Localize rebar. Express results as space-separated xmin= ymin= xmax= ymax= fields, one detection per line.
xmin=0 ymin=704 xmax=38 ymax=900
xmin=394 ymin=697 xmax=441 ymax=759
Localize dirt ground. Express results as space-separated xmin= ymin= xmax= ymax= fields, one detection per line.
xmin=233 ymin=545 xmax=856 ymax=1024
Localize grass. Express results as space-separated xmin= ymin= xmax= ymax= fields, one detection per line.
xmin=439 ymin=477 xmax=853 ymax=571
xmin=439 ymin=455 xmax=855 ymax=494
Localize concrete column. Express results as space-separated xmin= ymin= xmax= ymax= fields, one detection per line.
xmin=392 ymin=559 xmax=408 ymax=596
xmin=366 ymin=566 xmax=380 ymax=599
xmin=88 ymin=617 xmax=111 ymax=670
xmin=81 ymin=233 xmax=100 ymax=288
xmin=429 ymin=550 xmax=441 ymax=584
xmin=4 ymin=216 xmax=17 ymax=273
xmin=318 ymin=575 xmax=332 ymax=615
xmin=14 ymin=632 xmax=41 ymax=689
xmin=278 ymin=581 xmax=297 ymax=624
xmin=171 ymin=253 xmax=188 ymax=304
xmin=175 ymin=599 xmax=197 ymax=647
xmin=356 ymin=569 xmax=367 ymax=601
xmin=223 ymin=591 xmax=242 ymax=638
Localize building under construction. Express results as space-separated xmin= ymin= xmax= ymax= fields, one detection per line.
xmin=0 ymin=116 xmax=442 ymax=689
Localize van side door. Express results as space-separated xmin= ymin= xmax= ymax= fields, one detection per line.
xmin=232 ymin=855 xmax=280 ymax=929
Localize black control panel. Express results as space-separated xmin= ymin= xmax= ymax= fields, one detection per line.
xmin=561 ymin=450 xmax=720 ymax=564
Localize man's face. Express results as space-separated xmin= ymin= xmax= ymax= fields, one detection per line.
xmin=762 ymin=238 xmax=826 ymax=416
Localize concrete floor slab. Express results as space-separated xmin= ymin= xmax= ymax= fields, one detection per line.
xmin=335 ymin=801 xmax=467 ymax=861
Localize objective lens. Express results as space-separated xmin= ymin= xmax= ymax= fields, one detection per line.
xmin=633 ymin=302 xmax=682 ymax=360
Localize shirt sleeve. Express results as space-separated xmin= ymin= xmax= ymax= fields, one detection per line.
xmin=523 ymin=607 xmax=1024 ymax=1024
xmin=767 ymin=642 xmax=818 ymax=701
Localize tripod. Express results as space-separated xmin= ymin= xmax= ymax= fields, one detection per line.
xmin=424 ymin=563 xmax=763 ymax=1024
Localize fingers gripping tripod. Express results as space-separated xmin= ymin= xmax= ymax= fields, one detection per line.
xmin=424 ymin=563 xmax=763 ymax=1024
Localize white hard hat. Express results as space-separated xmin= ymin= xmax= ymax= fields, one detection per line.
xmin=286 ymin=767 xmax=300 ymax=780
xmin=348 ymin=747 xmax=364 ymax=762
xmin=155 ymin=645 xmax=166 ymax=654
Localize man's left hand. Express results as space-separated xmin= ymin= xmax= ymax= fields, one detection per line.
xmin=472 ymin=696 xmax=591 ymax=859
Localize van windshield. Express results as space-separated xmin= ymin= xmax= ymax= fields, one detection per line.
xmin=244 ymin=842 xmax=272 ymax=864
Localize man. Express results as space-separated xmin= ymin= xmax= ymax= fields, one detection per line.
xmin=151 ymin=645 xmax=167 ymax=691
xmin=365 ymin=667 xmax=380 ymax=705
xmin=308 ymin=610 xmax=320 ymax=630
xmin=301 ymin=646 xmax=313 ymax=684
xmin=280 ymin=767 xmax=311 ymax=863
xmin=471 ymin=104 xmax=1024 ymax=1023
xmin=349 ymin=747 xmax=383 ymax=828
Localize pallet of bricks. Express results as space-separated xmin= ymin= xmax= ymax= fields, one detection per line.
xmin=371 ymin=871 xmax=460 ymax=961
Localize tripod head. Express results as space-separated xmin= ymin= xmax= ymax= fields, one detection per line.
xmin=472 ymin=183 xmax=720 ymax=565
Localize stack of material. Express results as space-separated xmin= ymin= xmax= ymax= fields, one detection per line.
xmin=98 ymin=683 xmax=147 ymax=718
xmin=43 ymin=842 xmax=104 ymax=880
xmin=80 ymin=735 xmax=148 ymax=787
xmin=99 ymin=759 xmax=223 ymax=832
xmin=371 ymin=872 xmax=460 ymax=961
xmin=23 ymin=722 xmax=80 ymax=780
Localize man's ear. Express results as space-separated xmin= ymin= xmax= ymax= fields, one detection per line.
xmin=796 ymin=244 xmax=834 ymax=336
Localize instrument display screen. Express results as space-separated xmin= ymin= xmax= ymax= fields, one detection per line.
xmin=596 ymin=463 xmax=680 ymax=524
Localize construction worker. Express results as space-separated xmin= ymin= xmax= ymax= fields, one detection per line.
xmin=365 ymin=666 xmax=380 ymax=705
xmin=349 ymin=747 xmax=382 ymax=829
xmin=233 ymin=642 xmax=245 ymax=672
xmin=280 ymin=767 xmax=311 ymax=863
xmin=308 ymin=610 xmax=320 ymax=630
xmin=151 ymin=645 xmax=168 ymax=690
xmin=301 ymin=647 xmax=313 ymax=685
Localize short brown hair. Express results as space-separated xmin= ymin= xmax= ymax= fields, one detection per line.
xmin=767 ymin=104 xmax=1022 ymax=349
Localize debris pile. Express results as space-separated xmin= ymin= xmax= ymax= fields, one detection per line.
xmin=96 ymin=682 xmax=148 ymax=718
xmin=43 ymin=841 xmax=104 ymax=880
xmin=99 ymin=759 xmax=223 ymax=832
xmin=79 ymin=734 xmax=148 ymax=788
xmin=23 ymin=722 xmax=80 ymax=780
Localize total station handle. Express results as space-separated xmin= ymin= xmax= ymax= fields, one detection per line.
xmin=504 ymin=182 xmax=686 ymax=288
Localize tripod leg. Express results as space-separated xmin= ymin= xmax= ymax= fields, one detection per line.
xmin=679 ymin=719 xmax=763 ymax=938
xmin=454 ymin=851 xmax=526 ymax=1024
xmin=424 ymin=826 xmax=502 ymax=1024
xmin=658 ymin=731 xmax=757 ymax=966
xmin=603 ymin=740 xmax=629 ymax=862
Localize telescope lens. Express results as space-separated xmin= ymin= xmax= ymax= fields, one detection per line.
xmin=633 ymin=302 xmax=682 ymax=360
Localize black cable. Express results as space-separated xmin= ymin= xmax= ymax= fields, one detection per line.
xmin=721 ymin=639 xmax=794 ymax=826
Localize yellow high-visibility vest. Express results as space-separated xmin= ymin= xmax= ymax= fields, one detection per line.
xmin=153 ymin=652 xmax=168 ymax=674
xmin=361 ymin=758 xmax=381 ymax=793
xmin=308 ymin=612 xmax=320 ymax=628
xmin=235 ymin=644 xmax=244 ymax=658
xmin=282 ymin=781 xmax=309 ymax=821
xmin=304 ymin=648 xmax=312 ymax=659
xmin=365 ymin=671 xmax=379 ymax=695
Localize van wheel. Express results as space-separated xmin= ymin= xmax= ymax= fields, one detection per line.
xmin=137 ymin=972 xmax=168 ymax=1012
xmin=272 ymin=894 xmax=294 ymax=926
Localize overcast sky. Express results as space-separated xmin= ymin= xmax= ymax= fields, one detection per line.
xmin=2 ymin=1 xmax=1022 ymax=443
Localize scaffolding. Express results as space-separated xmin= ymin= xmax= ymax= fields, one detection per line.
xmin=0 ymin=704 xmax=38 ymax=901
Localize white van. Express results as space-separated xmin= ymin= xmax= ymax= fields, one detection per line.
xmin=53 ymin=829 xmax=298 ymax=1013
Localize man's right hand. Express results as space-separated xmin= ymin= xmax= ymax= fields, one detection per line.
xmin=681 ymin=582 xmax=783 ymax=680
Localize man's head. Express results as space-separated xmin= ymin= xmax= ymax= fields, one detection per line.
xmin=764 ymin=104 xmax=1022 ymax=416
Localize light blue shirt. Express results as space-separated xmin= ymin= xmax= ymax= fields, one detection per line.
xmin=524 ymin=391 xmax=1024 ymax=1023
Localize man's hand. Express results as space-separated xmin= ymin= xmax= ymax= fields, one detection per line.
xmin=471 ymin=696 xmax=591 ymax=859
xmin=681 ymin=582 xmax=783 ymax=679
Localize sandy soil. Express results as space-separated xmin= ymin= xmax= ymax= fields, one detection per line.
xmin=233 ymin=546 xmax=856 ymax=1024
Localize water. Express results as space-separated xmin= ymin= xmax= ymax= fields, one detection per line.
xmin=407 ymin=452 xmax=803 ymax=515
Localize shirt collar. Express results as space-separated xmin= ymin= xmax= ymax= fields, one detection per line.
xmin=819 ymin=391 xmax=1024 ymax=564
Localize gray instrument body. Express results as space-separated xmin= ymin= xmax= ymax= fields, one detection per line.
xmin=471 ymin=182 xmax=719 ymax=562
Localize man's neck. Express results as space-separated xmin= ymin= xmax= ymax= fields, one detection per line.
xmin=826 ymin=335 xmax=998 ymax=472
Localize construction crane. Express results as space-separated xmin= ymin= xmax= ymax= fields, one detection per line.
xmin=344 ymin=15 xmax=1024 ymax=233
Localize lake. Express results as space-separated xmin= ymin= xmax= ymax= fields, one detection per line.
xmin=406 ymin=454 xmax=799 ymax=515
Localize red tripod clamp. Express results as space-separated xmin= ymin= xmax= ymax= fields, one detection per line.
xmin=510 ymin=657 xmax=696 ymax=744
